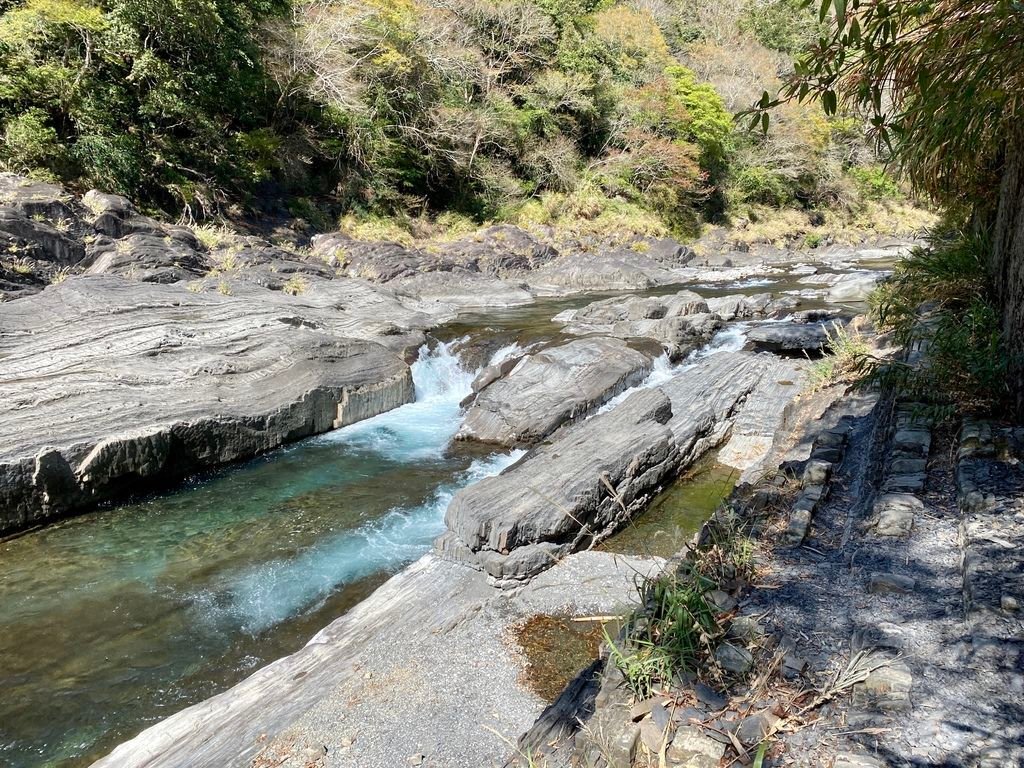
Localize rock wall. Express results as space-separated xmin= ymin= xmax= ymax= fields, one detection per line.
xmin=0 ymin=276 xmax=431 ymax=534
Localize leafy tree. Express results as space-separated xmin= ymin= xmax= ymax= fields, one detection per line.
xmin=753 ymin=0 xmax=1024 ymax=410
xmin=0 ymin=0 xmax=297 ymax=212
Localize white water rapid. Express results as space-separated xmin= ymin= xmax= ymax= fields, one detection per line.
xmin=206 ymin=341 xmax=524 ymax=633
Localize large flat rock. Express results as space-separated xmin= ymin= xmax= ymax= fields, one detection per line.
xmin=660 ymin=351 xmax=781 ymax=464
xmin=457 ymin=337 xmax=653 ymax=446
xmin=0 ymin=275 xmax=443 ymax=534
xmin=443 ymin=351 xmax=805 ymax=585
xmin=557 ymin=290 xmax=722 ymax=360
xmin=717 ymin=357 xmax=808 ymax=480
xmin=90 ymin=550 xmax=662 ymax=768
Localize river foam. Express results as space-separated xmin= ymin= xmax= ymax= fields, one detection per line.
xmin=596 ymin=322 xmax=751 ymax=414
xmin=213 ymin=449 xmax=522 ymax=633
xmin=203 ymin=341 xmax=523 ymax=633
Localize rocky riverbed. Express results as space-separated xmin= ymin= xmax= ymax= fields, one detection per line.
xmin=0 ymin=171 xmax=921 ymax=767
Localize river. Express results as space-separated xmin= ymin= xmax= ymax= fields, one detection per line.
xmin=0 ymin=272 xmax=858 ymax=767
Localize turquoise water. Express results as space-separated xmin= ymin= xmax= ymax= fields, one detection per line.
xmin=0 ymin=343 xmax=521 ymax=768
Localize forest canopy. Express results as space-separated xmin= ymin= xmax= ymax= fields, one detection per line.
xmin=0 ymin=0 xmax=916 ymax=235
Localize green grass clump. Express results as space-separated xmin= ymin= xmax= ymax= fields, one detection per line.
xmin=807 ymin=322 xmax=873 ymax=392
xmin=868 ymin=231 xmax=1011 ymax=413
xmin=606 ymin=571 xmax=721 ymax=700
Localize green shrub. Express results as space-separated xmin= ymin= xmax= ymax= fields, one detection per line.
xmin=850 ymin=166 xmax=900 ymax=202
xmin=1 ymin=108 xmax=65 ymax=172
xmin=869 ymin=232 xmax=1011 ymax=413
xmin=605 ymin=570 xmax=720 ymax=700
xmin=729 ymin=164 xmax=794 ymax=207
xmin=739 ymin=0 xmax=820 ymax=53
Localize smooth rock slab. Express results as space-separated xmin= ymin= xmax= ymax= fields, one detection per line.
xmin=747 ymin=320 xmax=834 ymax=354
xmin=91 ymin=550 xmax=660 ymax=768
xmin=659 ymin=352 xmax=781 ymax=465
xmin=442 ymin=389 xmax=679 ymax=582
xmin=558 ymin=290 xmax=722 ymax=360
xmin=458 ymin=337 xmax=653 ymax=446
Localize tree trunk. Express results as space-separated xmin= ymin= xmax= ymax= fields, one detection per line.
xmin=990 ymin=127 xmax=1024 ymax=417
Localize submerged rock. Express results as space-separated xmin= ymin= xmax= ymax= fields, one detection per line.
xmin=458 ymin=337 xmax=653 ymax=446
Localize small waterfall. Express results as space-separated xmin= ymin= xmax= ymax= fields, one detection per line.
xmin=596 ymin=322 xmax=752 ymax=414
xmin=201 ymin=341 xmax=524 ymax=632
xmin=681 ymin=322 xmax=750 ymax=366
xmin=320 ymin=340 xmax=475 ymax=462
xmin=487 ymin=341 xmax=525 ymax=367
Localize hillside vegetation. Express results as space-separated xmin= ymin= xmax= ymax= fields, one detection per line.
xmin=0 ymin=0 xmax=927 ymax=239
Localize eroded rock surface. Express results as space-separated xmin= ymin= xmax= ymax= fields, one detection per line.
xmin=442 ymin=389 xmax=679 ymax=583
xmin=0 ymin=275 xmax=443 ymax=534
xmin=556 ymin=290 xmax=722 ymax=360
xmin=458 ymin=337 xmax=653 ymax=445
xmin=90 ymin=550 xmax=661 ymax=768
xmin=442 ymin=351 xmax=804 ymax=585
xmin=747 ymin=320 xmax=834 ymax=354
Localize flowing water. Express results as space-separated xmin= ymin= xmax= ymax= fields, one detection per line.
xmin=0 ymin=274 xmax=845 ymax=768
xmin=0 ymin=343 xmax=521 ymax=768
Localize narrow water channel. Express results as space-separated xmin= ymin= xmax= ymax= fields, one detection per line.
xmin=0 ymin=343 xmax=520 ymax=768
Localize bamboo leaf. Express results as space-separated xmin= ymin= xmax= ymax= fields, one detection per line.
xmin=753 ymin=741 xmax=769 ymax=768
xmin=834 ymin=0 xmax=847 ymax=30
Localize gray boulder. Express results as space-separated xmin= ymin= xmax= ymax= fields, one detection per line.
xmin=443 ymin=225 xmax=559 ymax=275
xmin=559 ymin=290 xmax=721 ymax=360
xmin=747 ymin=321 xmax=833 ymax=354
xmin=659 ymin=351 xmax=780 ymax=464
xmin=458 ymin=337 xmax=652 ymax=445
xmin=440 ymin=388 xmax=679 ymax=583
xmin=311 ymin=233 xmax=442 ymax=281
xmin=528 ymin=251 xmax=676 ymax=293
xmin=389 ymin=271 xmax=534 ymax=310
xmin=84 ymin=232 xmax=209 ymax=283
xmin=704 ymin=293 xmax=773 ymax=320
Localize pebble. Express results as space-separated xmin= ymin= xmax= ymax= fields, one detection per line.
xmin=692 ymin=681 xmax=727 ymax=710
xmin=734 ymin=710 xmax=780 ymax=746
xmin=868 ymin=572 xmax=917 ymax=594
xmin=651 ymin=702 xmax=672 ymax=732
xmin=1001 ymin=595 xmax=1020 ymax=612
xmin=715 ymin=642 xmax=753 ymax=674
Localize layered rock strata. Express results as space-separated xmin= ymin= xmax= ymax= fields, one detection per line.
xmin=441 ymin=352 xmax=797 ymax=584
xmin=0 ymin=276 xmax=439 ymax=534
xmin=457 ymin=337 xmax=653 ymax=445
xmin=555 ymin=289 xmax=722 ymax=360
